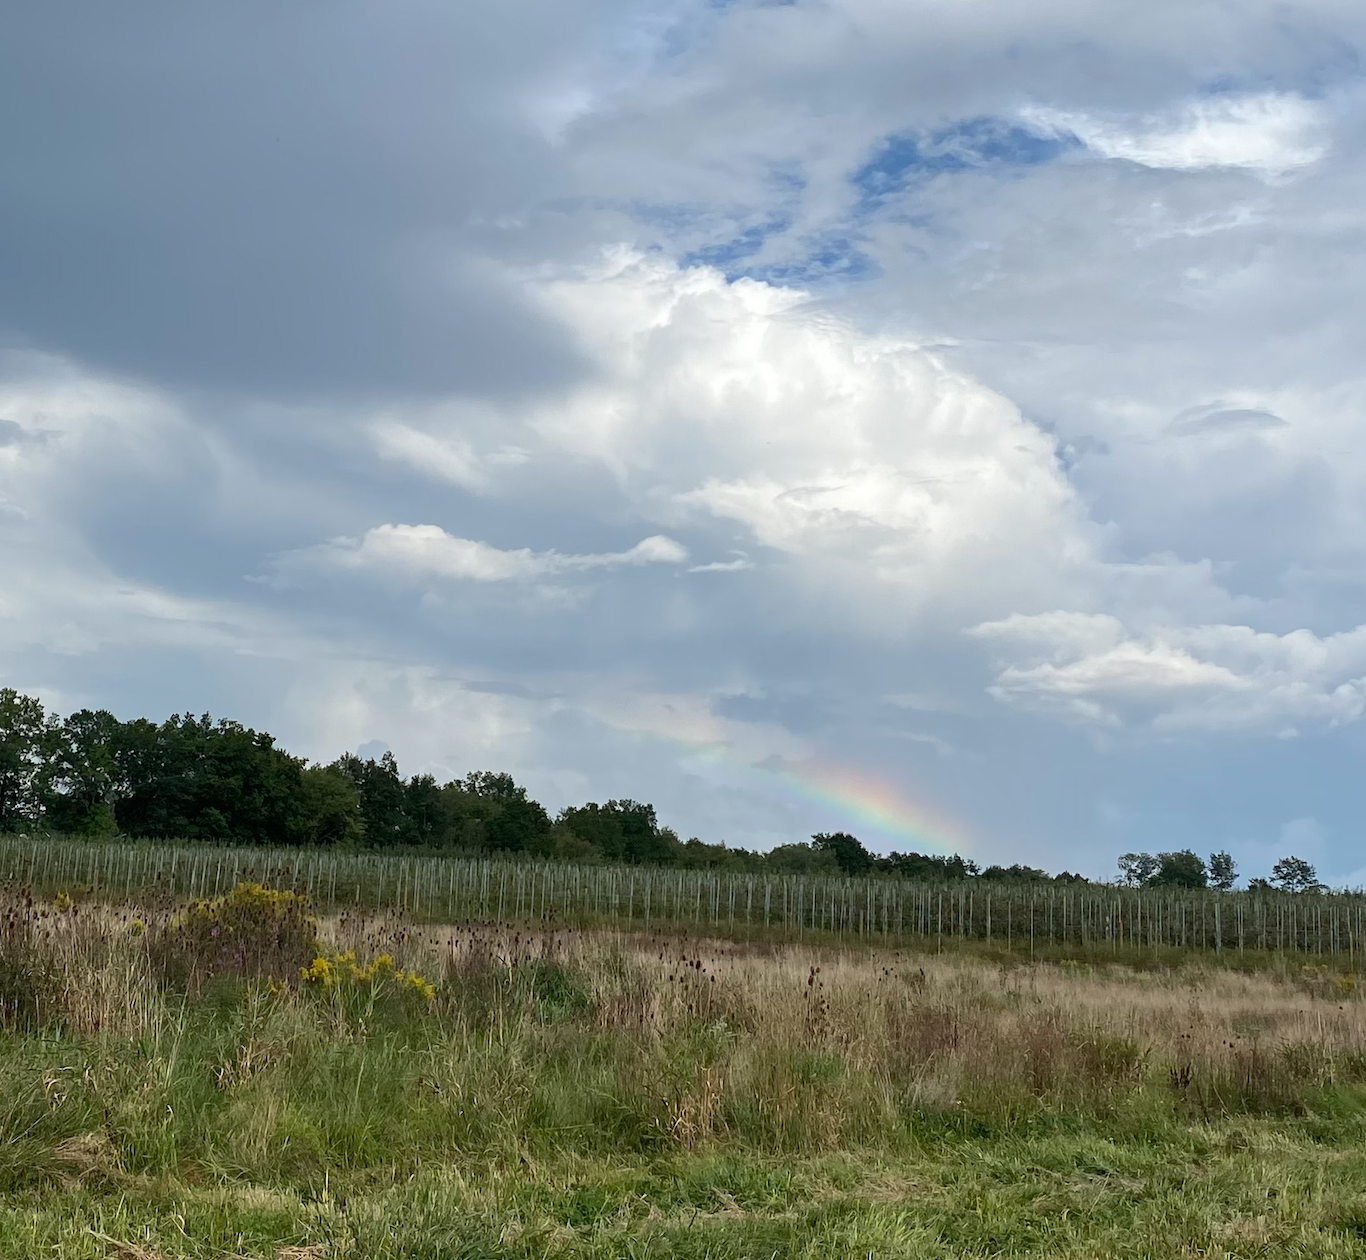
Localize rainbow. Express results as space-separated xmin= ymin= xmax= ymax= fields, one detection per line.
xmin=679 ymin=745 xmax=971 ymax=856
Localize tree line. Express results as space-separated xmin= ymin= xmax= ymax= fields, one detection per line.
xmin=1117 ymin=848 xmax=1323 ymax=894
xmin=0 ymin=689 xmax=1326 ymax=888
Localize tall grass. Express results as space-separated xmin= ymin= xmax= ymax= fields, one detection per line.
xmin=4 ymin=833 xmax=1363 ymax=962
xmin=7 ymin=884 xmax=1366 ymax=1257
xmin=4 ymin=883 xmax=1366 ymax=1152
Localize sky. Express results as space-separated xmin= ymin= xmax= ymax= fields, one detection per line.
xmin=4 ymin=0 xmax=1366 ymax=883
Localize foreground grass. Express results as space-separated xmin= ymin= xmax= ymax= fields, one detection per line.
xmin=7 ymin=891 xmax=1366 ymax=1257
xmin=8 ymin=1124 xmax=1366 ymax=1258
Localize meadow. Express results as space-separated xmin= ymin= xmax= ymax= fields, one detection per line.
xmin=6 ymin=875 xmax=1366 ymax=1257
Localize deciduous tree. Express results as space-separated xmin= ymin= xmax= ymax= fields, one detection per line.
xmin=1208 ymin=851 xmax=1237 ymax=891
xmin=0 ymin=689 xmax=53 ymax=831
xmin=1271 ymin=856 xmax=1321 ymax=893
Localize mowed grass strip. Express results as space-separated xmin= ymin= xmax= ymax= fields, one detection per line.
xmin=5 ymin=1136 xmax=1366 ymax=1258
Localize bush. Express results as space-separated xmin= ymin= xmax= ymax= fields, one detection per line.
xmin=300 ymin=949 xmax=435 ymax=1003
xmin=151 ymin=882 xmax=318 ymax=992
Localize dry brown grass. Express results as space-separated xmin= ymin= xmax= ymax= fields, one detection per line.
xmin=6 ymin=885 xmax=1366 ymax=1134
xmin=323 ymin=913 xmax=1366 ymax=1123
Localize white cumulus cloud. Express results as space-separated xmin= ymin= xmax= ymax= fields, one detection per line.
xmin=274 ymin=523 xmax=688 ymax=585
xmin=370 ymin=424 xmax=488 ymax=491
xmin=525 ymin=252 xmax=1095 ymax=624
xmin=1023 ymin=92 xmax=1327 ymax=175
xmin=971 ymin=611 xmax=1366 ymax=734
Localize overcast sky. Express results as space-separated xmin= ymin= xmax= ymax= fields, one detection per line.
xmin=4 ymin=0 xmax=1366 ymax=881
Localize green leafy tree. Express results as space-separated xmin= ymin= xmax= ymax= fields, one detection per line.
xmin=0 ymin=689 xmax=54 ymax=831
xmin=812 ymin=832 xmax=874 ymax=876
xmin=42 ymin=708 xmax=125 ymax=835
xmin=297 ymin=764 xmax=365 ymax=847
xmin=113 ymin=714 xmax=308 ymax=844
xmin=1148 ymin=850 xmax=1209 ymax=889
xmin=762 ymin=841 xmax=840 ymax=875
xmin=675 ymin=835 xmax=764 ymax=871
xmin=1117 ymin=852 xmax=1159 ymax=886
xmin=1208 ymin=851 xmax=1237 ymax=891
xmin=559 ymin=799 xmax=677 ymax=864
xmin=545 ymin=822 xmax=601 ymax=861
xmin=1271 ymin=855 xmax=1322 ymax=893
xmin=877 ymin=851 xmax=979 ymax=880
xmin=438 ymin=771 xmax=552 ymax=853
xmin=403 ymin=773 xmax=446 ymax=846
xmin=1117 ymin=851 xmax=1208 ymax=889
xmin=331 ymin=752 xmax=408 ymax=847
xmin=980 ymin=863 xmax=1051 ymax=882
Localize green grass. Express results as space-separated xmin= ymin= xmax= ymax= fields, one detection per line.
xmin=7 ymin=1126 xmax=1366 ymax=1257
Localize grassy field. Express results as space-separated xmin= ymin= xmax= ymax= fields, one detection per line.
xmin=6 ymin=884 xmax=1366 ymax=1257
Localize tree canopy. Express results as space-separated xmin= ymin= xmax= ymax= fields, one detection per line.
xmin=0 ymin=688 xmax=1319 ymax=888
xmin=1118 ymin=847 xmax=1317 ymax=894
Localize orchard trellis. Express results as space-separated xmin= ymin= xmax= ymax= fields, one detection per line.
xmin=4 ymin=834 xmax=1364 ymax=960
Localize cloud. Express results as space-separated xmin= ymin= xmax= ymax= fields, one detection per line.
xmin=369 ymin=425 xmax=489 ymax=492
xmin=1022 ymin=93 xmax=1327 ymax=175
xmin=0 ymin=418 xmax=40 ymax=448
xmin=971 ymin=612 xmax=1366 ymax=734
xmin=0 ymin=2 xmax=607 ymax=397
xmin=688 ymin=554 xmax=754 ymax=574
xmin=9 ymin=0 xmax=1366 ymax=878
xmin=527 ymin=252 xmax=1093 ymax=623
xmin=368 ymin=404 xmax=535 ymax=491
xmin=1279 ymin=815 xmax=1324 ymax=856
xmin=274 ymin=523 xmax=687 ymax=586
xmin=0 ymin=354 xmax=282 ymax=656
xmin=1169 ymin=403 xmax=1288 ymax=436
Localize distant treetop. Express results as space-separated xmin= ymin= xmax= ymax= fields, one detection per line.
xmin=10 ymin=686 xmax=1295 ymax=886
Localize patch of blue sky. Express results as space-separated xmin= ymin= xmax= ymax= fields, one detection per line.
xmin=651 ymin=0 xmax=798 ymax=66
xmin=680 ymin=223 xmax=873 ymax=286
xmin=680 ymin=214 xmax=793 ymax=274
xmin=635 ymin=164 xmax=802 ymax=253
xmin=767 ymin=162 xmax=807 ymax=197
xmin=673 ymin=163 xmax=807 ymax=279
xmin=740 ymin=235 xmax=877 ymax=286
xmin=853 ymin=115 xmax=1078 ymax=206
xmin=659 ymin=116 xmax=1063 ymax=290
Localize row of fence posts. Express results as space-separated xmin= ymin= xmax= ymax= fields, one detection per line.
xmin=2 ymin=834 xmax=1363 ymax=960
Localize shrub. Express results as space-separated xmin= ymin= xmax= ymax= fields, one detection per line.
xmin=151 ymin=882 xmax=318 ymax=992
xmin=300 ymin=949 xmax=436 ymax=1003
